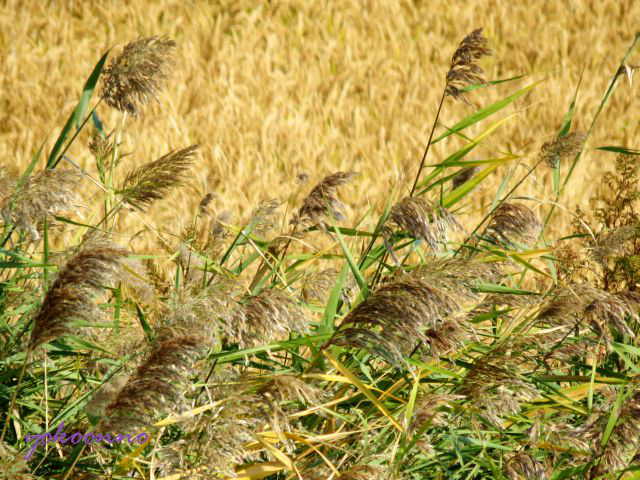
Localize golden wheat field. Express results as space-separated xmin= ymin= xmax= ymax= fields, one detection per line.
xmin=1 ymin=0 xmax=639 ymax=249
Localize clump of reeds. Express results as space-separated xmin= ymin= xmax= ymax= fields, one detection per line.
xmin=292 ymin=171 xmax=358 ymax=231
xmin=101 ymin=36 xmax=176 ymax=115
xmin=29 ymin=235 xmax=128 ymax=349
xmin=540 ymin=132 xmax=586 ymax=168
xmin=0 ymin=169 xmax=81 ymax=241
xmin=99 ymin=334 xmax=204 ymax=433
xmin=117 ymin=145 xmax=198 ymax=210
xmin=445 ymin=28 xmax=492 ymax=101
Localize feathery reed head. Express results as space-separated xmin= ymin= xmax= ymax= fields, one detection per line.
xmin=301 ymin=268 xmax=357 ymax=305
xmin=485 ymin=202 xmax=541 ymax=246
xmin=445 ymin=28 xmax=492 ymax=100
xmin=452 ymin=166 xmax=480 ymax=189
xmin=540 ymin=132 xmax=586 ymax=168
xmin=29 ymin=236 xmax=128 ymax=349
xmin=504 ymin=453 xmax=549 ymax=480
xmin=233 ymin=289 xmax=308 ymax=348
xmin=293 ymin=171 xmax=358 ymax=231
xmin=385 ymin=197 xmax=460 ymax=252
xmin=100 ymin=334 xmax=203 ymax=433
xmin=101 ymin=36 xmax=176 ymax=116
xmin=1 ymin=169 xmax=81 ymax=241
xmin=118 ymin=145 xmax=198 ymax=210
xmin=247 ymin=199 xmax=280 ymax=238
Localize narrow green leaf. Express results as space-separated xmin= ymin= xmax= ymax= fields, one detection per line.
xmin=432 ymin=80 xmax=542 ymax=144
xmin=47 ymin=49 xmax=111 ymax=168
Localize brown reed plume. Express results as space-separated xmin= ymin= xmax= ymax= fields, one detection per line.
xmin=302 ymin=268 xmax=357 ymax=305
xmin=484 ymin=202 xmax=541 ymax=247
xmin=101 ymin=36 xmax=176 ymax=116
xmin=504 ymin=453 xmax=549 ymax=480
xmin=117 ymin=145 xmax=198 ymax=210
xmin=330 ymin=257 xmax=497 ymax=364
xmin=30 ymin=235 xmax=128 ymax=349
xmin=0 ymin=169 xmax=81 ymax=241
xmin=0 ymin=235 xmax=127 ymax=444
xmin=292 ymin=171 xmax=358 ymax=231
xmin=540 ymin=131 xmax=587 ymax=168
xmin=409 ymin=28 xmax=492 ymax=196
xmin=384 ymin=196 xmax=460 ymax=252
xmin=232 ymin=289 xmax=308 ymax=348
xmin=99 ymin=334 xmax=204 ymax=433
xmin=445 ymin=28 xmax=492 ymax=101
xmin=452 ymin=166 xmax=480 ymax=190
xmin=536 ymin=284 xmax=640 ymax=348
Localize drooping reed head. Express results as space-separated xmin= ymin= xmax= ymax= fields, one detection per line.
xmin=29 ymin=235 xmax=128 ymax=349
xmin=1 ymin=169 xmax=81 ymax=241
xmin=384 ymin=197 xmax=460 ymax=252
xmin=452 ymin=166 xmax=480 ymax=189
xmin=99 ymin=334 xmax=204 ymax=433
xmin=233 ymin=289 xmax=308 ymax=348
xmin=504 ymin=453 xmax=549 ymax=480
xmin=101 ymin=36 xmax=176 ymax=116
xmin=485 ymin=202 xmax=541 ymax=247
xmin=445 ymin=28 xmax=492 ymax=101
xmin=118 ymin=145 xmax=198 ymax=210
xmin=540 ymin=132 xmax=587 ymax=168
xmin=293 ymin=171 xmax=358 ymax=231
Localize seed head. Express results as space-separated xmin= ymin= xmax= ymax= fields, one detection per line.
xmin=1 ymin=169 xmax=81 ymax=242
xmin=29 ymin=235 xmax=128 ymax=349
xmin=293 ymin=171 xmax=358 ymax=231
xmin=100 ymin=335 xmax=204 ymax=433
xmin=445 ymin=28 xmax=492 ymax=101
xmin=485 ymin=202 xmax=541 ymax=247
xmin=540 ymin=132 xmax=586 ymax=168
xmin=118 ymin=145 xmax=198 ymax=210
xmin=101 ymin=36 xmax=176 ymax=116
xmin=385 ymin=197 xmax=460 ymax=252
xmin=232 ymin=289 xmax=308 ymax=348
xmin=452 ymin=166 xmax=480 ymax=189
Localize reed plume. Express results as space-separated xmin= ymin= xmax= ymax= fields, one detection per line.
xmin=452 ymin=166 xmax=480 ymax=189
xmin=1 ymin=169 xmax=81 ymax=241
xmin=485 ymin=202 xmax=541 ymax=247
xmin=504 ymin=453 xmax=549 ymax=480
xmin=384 ymin=197 xmax=460 ymax=252
xmin=293 ymin=171 xmax=358 ymax=231
xmin=29 ymin=235 xmax=127 ymax=349
xmin=233 ymin=289 xmax=308 ymax=348
xmin=118 ymin=145 xmax=198 ymax=210
xmin=330 ymin=258 xmax=496 ymax=364
xmin=301 ymin=268 xmax=357 ymax=305
xmin=536 ymin=284 xmax=640 ymax=346
xmin=540 ymin=132 xmax=586 ymax=168
xmin=99 ymin=334 xmax=203 ymax=433
xmin=101 ymin=36 xmax=176 ymax=115
xmin=445 ymin=28 xmax=492 ymax=101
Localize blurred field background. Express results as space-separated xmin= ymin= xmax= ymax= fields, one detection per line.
xmin=1 ymin=0 xmax=639 ymax=249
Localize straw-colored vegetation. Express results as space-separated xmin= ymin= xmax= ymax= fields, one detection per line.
xmin=2 ymin=1 xmax=640 ymax=479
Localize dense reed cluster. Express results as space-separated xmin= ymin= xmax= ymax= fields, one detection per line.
xmin=1 ymin=25 xmax=640 ymax=480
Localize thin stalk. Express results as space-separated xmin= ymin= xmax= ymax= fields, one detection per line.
xmin=409 ymin=89 xmax=447 ymax=197
xmin=0 ymin=345 xmax=32 ymax=444
xmin=50 ymin=99 xmax=103 ymax=170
